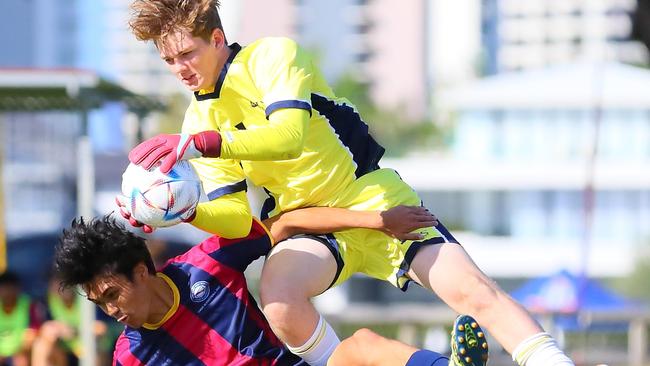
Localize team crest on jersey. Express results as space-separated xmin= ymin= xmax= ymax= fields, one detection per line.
xmin=190 ymin=281 xmax=210 ymax=302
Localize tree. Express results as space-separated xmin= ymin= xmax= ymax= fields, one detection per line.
xmin=613 ymin=241 xmax=650 ymax=300
xmin=157 ymin=92 xmax=190 ymax=134
xmin=333 ymin=73 xmax=444 ymax=157
xmin=632 ymin=0 xmax=650 ymax=57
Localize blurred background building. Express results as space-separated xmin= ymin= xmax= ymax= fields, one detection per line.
xmin=482 ymin=0 xmax=647 ymax=74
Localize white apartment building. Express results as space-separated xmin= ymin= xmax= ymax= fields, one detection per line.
xmin=230 ymin=0 xmax=453 ymax=120
xmin=387 ymin=61 xmax=650 ymax=279
xmin=484 ymin=0 xmax=648 ymax=73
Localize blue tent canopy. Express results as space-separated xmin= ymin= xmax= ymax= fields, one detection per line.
xmin=512 ymin=270 xmax=635 ymax=313
xmin=511 ymin=270 xmax=638 ymax=330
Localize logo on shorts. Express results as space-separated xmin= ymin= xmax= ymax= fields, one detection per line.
xmin=190 ymin=281 xmax=210 ymax=302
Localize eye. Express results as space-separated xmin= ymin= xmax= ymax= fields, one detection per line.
xmin=105 ymin=289 xmax=119 ymax=301
xmin=163 ymin=58 xmax=174 ymax=65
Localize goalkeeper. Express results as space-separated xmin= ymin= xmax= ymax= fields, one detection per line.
xmin=123 ymin=1 xmax=574 ymax=366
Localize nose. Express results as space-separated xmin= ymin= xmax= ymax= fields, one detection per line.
xmin=106 ymin=302 xmax=120 ymax=318
xmin=171 ymin=59 xmax=190 ymax=74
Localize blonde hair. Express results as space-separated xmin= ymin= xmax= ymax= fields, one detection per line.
xmin=129 ymin=0 xmax=224 ymax=46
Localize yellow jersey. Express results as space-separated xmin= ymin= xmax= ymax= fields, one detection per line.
xmin=182 ymin=38 xmax=447 ymax=292
xmin=184 ymin=37 xmax=385 ymax=225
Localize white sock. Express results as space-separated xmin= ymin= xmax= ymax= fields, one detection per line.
xmin=287 ymin=315 xmax=340 ymax=366
xmin=512 ymin=332 xmax=575 ymax=366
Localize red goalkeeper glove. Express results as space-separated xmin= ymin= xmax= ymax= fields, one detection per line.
xmin=128 ymin=131 xmax=222 ymax=173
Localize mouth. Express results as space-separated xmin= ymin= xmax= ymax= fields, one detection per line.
xmin=181 ymin=74 xmax=197 ymax=83
xmin=116 ymin=314 xmax=128 ymax=323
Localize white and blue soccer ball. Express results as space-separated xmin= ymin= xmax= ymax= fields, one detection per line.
xmin=121 ymin=161 xmax=202 ymax=228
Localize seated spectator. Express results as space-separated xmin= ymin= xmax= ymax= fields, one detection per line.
xmin=31 ymin=273 xmax=107 ymax=366
xmin=0 ymin=271 xmax=44 ymax=366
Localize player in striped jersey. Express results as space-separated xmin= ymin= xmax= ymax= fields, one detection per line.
xmin=54 ymin=213 xmax=487 ymax=366
xmin=56 ymin=216 xmax=303 ymax=366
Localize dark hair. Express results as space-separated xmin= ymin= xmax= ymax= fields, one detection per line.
xmin=0 ymin=271 xmax=20 ymax=287
xmin=129 ymin=0 xmax=224 ymax=46
xmin=55 ymin=216 xmax=156 ymax=289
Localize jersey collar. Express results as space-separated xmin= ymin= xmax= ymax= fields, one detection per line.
xmin=194 ymin=43 xmax=242 ymax=101
xmin=142 ymin=273 xmax=180 ymax=330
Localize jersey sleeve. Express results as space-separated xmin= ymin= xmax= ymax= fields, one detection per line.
xmin=218 ymin=38 xmax=314 ymax=161
xmin=112 ymin=333 xmax=137 ymax=366
xmin=192 ymin=191 xmax=253 ymax=238
xmin=181 ymin=98 xmax=255 ymax=237
xmin=218 ymin=108 xmax=309 ymax=161
xmin=187 ymin=157 xmax=253 ymax=238
xmin=249 ymin=38 xmax=314 ymax=118
xmin=189 ymin=157 xmax=247 ymax=202
xmin=198 ymin=218 xmax=274 ymax=272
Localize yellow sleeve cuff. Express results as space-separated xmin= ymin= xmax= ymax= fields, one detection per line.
xmin=190 ymin=191 xmax=253 ymax=239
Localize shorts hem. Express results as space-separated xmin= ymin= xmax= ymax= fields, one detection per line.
xmin=271 ymin=233 xmax=344 ymax=292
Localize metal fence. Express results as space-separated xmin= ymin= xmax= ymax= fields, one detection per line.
xmin=324 ymin=304 xmax=650 ymax=366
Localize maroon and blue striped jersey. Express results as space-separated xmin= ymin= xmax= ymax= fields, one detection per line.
xmin=112 ymin=220 xmax=308 ymax=366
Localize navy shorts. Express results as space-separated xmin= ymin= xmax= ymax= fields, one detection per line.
xmin=405 ymin=350 xmax=448 ymax=366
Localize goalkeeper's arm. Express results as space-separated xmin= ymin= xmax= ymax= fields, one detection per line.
xmin=219 ymin=108 xmax=309 ymax=161
xmin=263 ymin=206 xmax=437 ymax=242
xmin=189 ymin=191 xmax=253 ymax=239
xmin=128 ymin=108 xmax=309 ymax=174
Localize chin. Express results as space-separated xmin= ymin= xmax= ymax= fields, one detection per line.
xmin=128 ymin=320 xmax=144 ymax=329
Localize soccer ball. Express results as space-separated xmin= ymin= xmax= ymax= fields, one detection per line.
xmin=121 ymin=161 xmax=202 ymax=228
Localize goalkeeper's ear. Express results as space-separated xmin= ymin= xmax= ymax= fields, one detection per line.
xmin=210 ymin=27 xmax=227 ymax=50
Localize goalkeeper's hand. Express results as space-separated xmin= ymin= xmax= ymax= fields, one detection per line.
xmin=114 ymin=196 xmax=197 ymax=234
xmin=115 ymin=196 xmax=155 ymax=233
xmin=128 ymin=131 xmax=222 ymax=173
